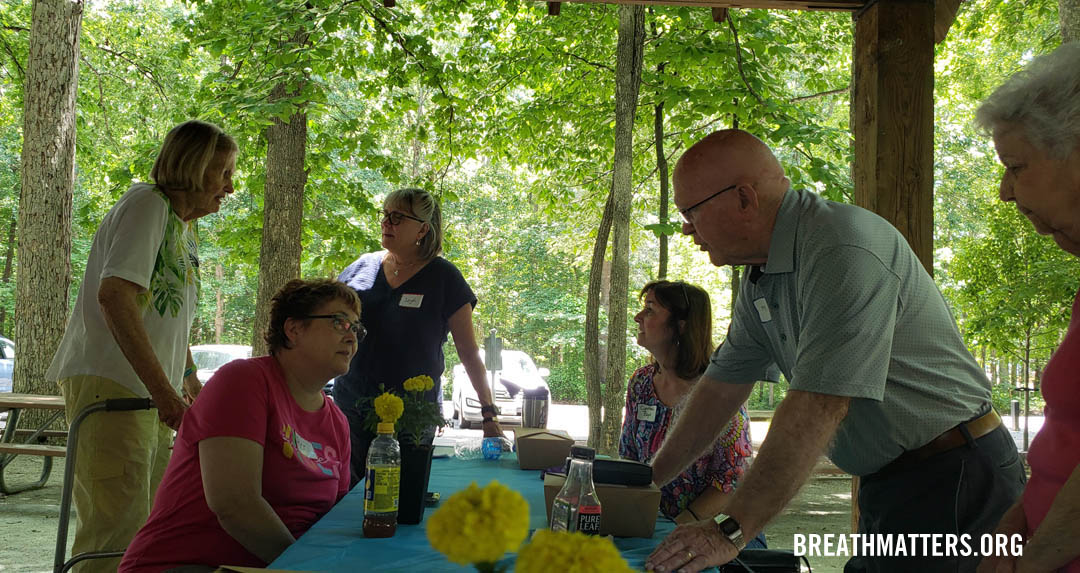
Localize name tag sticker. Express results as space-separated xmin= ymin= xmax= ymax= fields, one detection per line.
xmin=293 ymin=433 xmax=316 ymax=459
xmin=637 ymin=404 xmax=657 ymax=422
xmin=753 ymin=298 xmax=772 ymax=323
xmin=399 ymin=293 xmax=424 ymax=308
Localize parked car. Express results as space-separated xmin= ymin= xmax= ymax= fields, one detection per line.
xmin=450 ymin=349 xmax=550 ymax=429
xmin=190 ymin=344 xmax=335 ymax=396
xmin=0 ymin=335 xmax=13 ymax=393
xmin=190 ymin=344 xmax=252 ymax=385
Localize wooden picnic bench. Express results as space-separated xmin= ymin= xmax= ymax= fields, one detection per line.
xmin=0 ymin=393 xmax=67 ymax=495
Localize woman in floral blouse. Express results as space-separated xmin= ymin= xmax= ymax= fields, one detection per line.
xmin=619 ymin=280 xmax=753 ymax=525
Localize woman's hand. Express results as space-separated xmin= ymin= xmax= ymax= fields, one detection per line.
xmin=182 ymin=374 xmax=203 ymax=404
xmin=481 ymin=418 xmax=504 ymax=438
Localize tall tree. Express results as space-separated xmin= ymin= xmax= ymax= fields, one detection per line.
xmin=251 ymin=28 xmax=309 ymax=356
xmin=1062 ymin=0 xmax=1079 ymax=42
xmin=14 ymin=0 xmax=82 ymax=409
xmin=593 ymin=4 xmax=645 ymax=454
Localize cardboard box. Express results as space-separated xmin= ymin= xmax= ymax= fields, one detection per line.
xmin=512 ymin=427 xmax=574 ymax=470
xmin=543 ymin=473 xmax=661 ymax=538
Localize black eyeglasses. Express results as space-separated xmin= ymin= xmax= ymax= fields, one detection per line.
xmin=381 ymin=209 xmax=425 ymax=226
xmin=303 ymin=314 xmax=366 ymax=341
xmin=678 ymin=184 xmax=736 ymax=223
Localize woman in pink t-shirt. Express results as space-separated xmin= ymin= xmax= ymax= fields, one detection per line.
xmin=119 ymin=279 xmax=361 ymax=571
xmin=976 ymin=44 xmax=1080 ymax=573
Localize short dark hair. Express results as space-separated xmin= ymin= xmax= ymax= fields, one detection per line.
xmin=264 ymin=279 xmax=361 ymax=354
xmin=640 ymin=280 xmax=713 ymax=380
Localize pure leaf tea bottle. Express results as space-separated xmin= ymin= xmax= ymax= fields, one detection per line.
xmin=363 ymin=422 xmax=401 ymax=538
xmin=549 ymin=445 xmax=602 ymax=534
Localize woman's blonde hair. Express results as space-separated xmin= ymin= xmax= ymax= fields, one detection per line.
xmin=385 ymin=188 xmax=443 ymax=260
xmin=151 ymin=120 xmax=238 ymax=193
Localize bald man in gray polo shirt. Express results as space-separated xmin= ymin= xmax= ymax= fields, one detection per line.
xmin=645 ymin=130 xmax=1025 ymax=573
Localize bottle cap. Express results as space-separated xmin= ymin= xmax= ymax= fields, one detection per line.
xmin=570 ymin=445 xmax=595 ymax=460
xmin=377 ymin=422 xmax=395 ymax=434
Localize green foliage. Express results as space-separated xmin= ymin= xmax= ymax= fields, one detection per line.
xmin=1 ymin=0 xmax=1070 ymax=417
xmin=360 ymin=381 xmax=447 ymax=446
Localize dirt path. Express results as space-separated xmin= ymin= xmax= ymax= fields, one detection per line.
xmin=0 ymin=456 xmax=852 ymax=572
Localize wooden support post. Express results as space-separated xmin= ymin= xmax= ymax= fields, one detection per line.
xmin=852 ymin=0 xmax=935 ymax=275
xmin=383 ymin=0 xmax=396 ymax=6
xmin=712 ymin=7 xmax=728 ymax=23
xmin=851 ymin=475 xmax=860 ymax=533
xmin=548 ymin=1 xmax=562 ymax=15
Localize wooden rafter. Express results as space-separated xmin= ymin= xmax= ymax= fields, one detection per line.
xmin=534 ymin=0 xmax=865 ymax=13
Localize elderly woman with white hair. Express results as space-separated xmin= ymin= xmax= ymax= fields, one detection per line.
xmin=975 ymin=43 xmax=1080 ymax=573
xmin=46 ymin=120 xmax=237 ymax=571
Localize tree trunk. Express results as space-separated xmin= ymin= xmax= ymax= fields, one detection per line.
xmin=654 ymin=65 xmax=669 ymax=280
xmin=1 ymin=216 xmax=16 ymax=335
xmin=730 ymin=265 xmax=741 ymax=309
xmin=214 ymin=262 xmax=224 ymax=343
xmin=251 ymin=78 xmax=308 ymax=356
xmin=584 ymin=190 xmax=614 ymax=448
xmin=1061 ymin=0 xmax=1080 ymax=43
xmin=15 ymin=0 xmax=82 ymax=426
xmin=596 ymin=4 xmax=646 ymax=456
xmin=1022 ymin=331 xmax=1031 ymax=451
xmin=990 ymin=348 xmax=998 ymax=385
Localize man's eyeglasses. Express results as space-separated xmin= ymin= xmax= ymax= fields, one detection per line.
xmin=381 ymin=209 xmax=425 ymax=226
xmin=678 ymin=184 xmax=736 ymax=223
xmin=303 ymin=314 xmax=367 ymax=341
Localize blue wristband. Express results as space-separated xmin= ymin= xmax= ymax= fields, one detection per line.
xmin=184 ymin=366 xmax=196 ymax=379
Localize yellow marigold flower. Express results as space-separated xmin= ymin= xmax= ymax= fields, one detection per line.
xmin=403 ymin=375 xmax=434 ymax=393
xmin=516 ymin=530 xmax=634 ymax=573
xmin=427 ymin=481 xmax=529 ymax=566
xmin=373 ymin=392 xmax=404 ymax=423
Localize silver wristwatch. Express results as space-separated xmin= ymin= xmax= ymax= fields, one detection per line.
xmin=713 ymin=514 xmax=746 ymax=550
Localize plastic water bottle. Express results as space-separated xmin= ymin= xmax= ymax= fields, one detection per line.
xmin=481 ymin=436 xmax=503 ymax=460
xmin=363 ymin=422 xmax=400 ymax=538
xmin=550 ymin=445 xmax=602 ymax=534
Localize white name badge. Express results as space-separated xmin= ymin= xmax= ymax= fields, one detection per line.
xmin=753 ymin=297 xmax=772 ymax=323
xmin=293 ymin=432 xmax=316 ymax=459
xmin=637 ymin=404 xmax=657 ymax=422
xmin=399 ymin=293 xmax=424 ymax=308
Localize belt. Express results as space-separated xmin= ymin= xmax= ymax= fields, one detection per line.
xmin=887 ymin=409 xmax=1003 ymax=469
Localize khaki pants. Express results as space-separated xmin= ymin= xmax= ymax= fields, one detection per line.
xmin=59 ymin=376 xmax=173 ymax=573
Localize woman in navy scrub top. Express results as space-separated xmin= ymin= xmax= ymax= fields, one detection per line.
xmin=334 ymin=188 xmax=504 ymax=482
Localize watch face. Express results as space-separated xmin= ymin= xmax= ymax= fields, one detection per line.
xmin=717 ymin=516 xmax=742 ymax=537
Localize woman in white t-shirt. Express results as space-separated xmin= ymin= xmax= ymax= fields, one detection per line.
xmin=46 ymin=120 xmax=237 ymax=573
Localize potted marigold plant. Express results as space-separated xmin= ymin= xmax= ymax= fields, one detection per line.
xmin=361 ymin=375 xmax=447 ymax=524
xmin=426 ymin=481 xmax=530 ymax=572
xmin=516 ymin=529 xmax=634 ymax=573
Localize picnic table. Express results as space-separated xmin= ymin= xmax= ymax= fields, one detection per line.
xmin=0 ymin=393 xmax=67 ymax=495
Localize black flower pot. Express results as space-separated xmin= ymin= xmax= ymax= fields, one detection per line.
xmin=397 ymin=443 xmax=434 ymax=524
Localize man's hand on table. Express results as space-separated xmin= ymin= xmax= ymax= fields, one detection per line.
xmin=645 ymin=519 xmax=738 ymax=573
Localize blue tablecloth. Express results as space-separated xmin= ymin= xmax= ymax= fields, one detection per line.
xmin=270 ymin=453 xmax=676 ymax=571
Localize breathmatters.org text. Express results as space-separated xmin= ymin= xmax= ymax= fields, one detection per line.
xmin=794 ymin=533 xmax=1024 ymax=558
